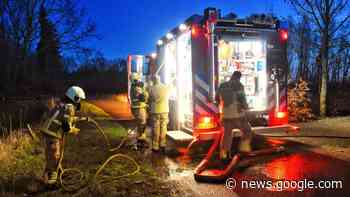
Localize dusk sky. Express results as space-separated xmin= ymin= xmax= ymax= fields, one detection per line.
xmin=82 ymin=0 xmax=293 ymax=59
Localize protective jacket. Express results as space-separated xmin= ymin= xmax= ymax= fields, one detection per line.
xmin=148 ymin=83 xmax=171 ymax=114
xmin=130 ymin=82 xmax=148 ymax=109
xmin=40 ymin=103 xmax=81 ymax=138
xmin=216 ymin=79 xmax=248 ymax=119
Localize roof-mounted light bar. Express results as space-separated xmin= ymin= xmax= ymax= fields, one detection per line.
xmin=179 ymin=23 xmax=187 ymax=31
xmin=166 ymin=33 xmax=174 ymax=40
xmin=151 ymin=52 xmax=157 ymax=59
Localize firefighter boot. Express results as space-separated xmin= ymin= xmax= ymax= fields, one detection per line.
xmin=220 ymin=149 xmax=232 ymax=161
xmin=239 ymin=138 xmax=252 ymax=153
xmin=45 ymin=171 xmax=58 ymax=186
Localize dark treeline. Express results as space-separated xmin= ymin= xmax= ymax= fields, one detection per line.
xmin=68 ymin=52 xmax=128 ymax=96
xmin=0 ymin=0 xmax=349 ymax=117
xmin=0 ymin=0 xmax=127 ymax=97
xmin=286 ymin=0 xmax=350 ymax=116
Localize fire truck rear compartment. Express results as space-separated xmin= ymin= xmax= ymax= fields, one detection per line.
xmin=218 ymin=38 xmax=268 ymax=112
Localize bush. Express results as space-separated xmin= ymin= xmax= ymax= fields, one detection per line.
xmin=288 ymin=79 xmax=315 ymax=122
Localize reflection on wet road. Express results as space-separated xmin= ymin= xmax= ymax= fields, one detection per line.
xmin=99 ymin=94 xmax=350 ymax=197
xmin=166 ymin=138 xmax=350 ymax=197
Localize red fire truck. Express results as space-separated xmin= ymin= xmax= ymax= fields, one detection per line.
xmin=152 ymin=8 xmax=297 ymax=181
xmin=153 ymin=8 xmax=294 ymax=143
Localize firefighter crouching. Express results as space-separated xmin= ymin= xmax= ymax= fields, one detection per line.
xmin=41 ymin=86 xmax=87 ymax=186
xmin=130 ymin=73 xmax=148 ymax=147
xmin=147 ymin=75 xmax=172 ymax=153
xmin=216 ymin=71 xmax=253 ymax=160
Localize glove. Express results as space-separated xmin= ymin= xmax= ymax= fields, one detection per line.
xmin=70 ymin=127 xmax=80 ymax=135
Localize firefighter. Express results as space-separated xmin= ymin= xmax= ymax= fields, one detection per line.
xmin=41 ymin=86 xmax=86 ymax=186
xmin=130 ymin=73 xmax=148 ymax=148
xmin=216 ymin=71 xmax=253 ymax=160
xmin=147 ymin=75 xmax=172 ymax=153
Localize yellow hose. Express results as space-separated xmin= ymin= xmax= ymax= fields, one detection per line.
xmin=80 ymin=118 xmax=111 ymax=148
xmin=57 ymin=118 xmax=140 ymax=193
xmin=94 ymin=154 xmax=141 ymax=184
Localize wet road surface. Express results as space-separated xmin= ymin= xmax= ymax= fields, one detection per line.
xmin=96 ymin=94 xmax=350 ymax=197
xmin=162 ymin=137 xmax=350 ymax=197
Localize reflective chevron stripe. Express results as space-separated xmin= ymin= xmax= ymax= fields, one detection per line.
xmin=194 ymin=74 xmax=219 ymax=116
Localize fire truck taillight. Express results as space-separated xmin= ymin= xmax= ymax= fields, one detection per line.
xmin=196 ymin=116 xmax=217 ymax=130
xmin=269 ymin=110 xmax=289 ymax=126
xmin=276 ymin=111 xmax=287 ymax=119
xmin=279 ymin=29 xmax=288 ymax=42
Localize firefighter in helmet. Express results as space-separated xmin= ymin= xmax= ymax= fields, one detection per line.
xmin=216 ymin=71 xmax=253 ymax=160
xmin=41 ymin=86 xmax=86 ymax=186
xmin=130 ymin=73 xmax=148 ymax=147
xmin=147 ymin=75 xmax=172 ymax=153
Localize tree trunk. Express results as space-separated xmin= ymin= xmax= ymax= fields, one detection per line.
xmin=320 ymin=32 xmax=329 ymax=117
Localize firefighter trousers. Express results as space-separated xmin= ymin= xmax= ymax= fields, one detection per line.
xmin=131 ymin=107 xmax=147 ymax=138
xmin=221 ymin=116 xmax=253 ymax=154
xmin=150 ymin=113 xmax=169 ymax=150
xmin=44 ymin=135 xmax=63 ymax=177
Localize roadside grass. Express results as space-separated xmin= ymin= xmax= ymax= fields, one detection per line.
xmin=0 ymin=131 xmax=45 ymax=196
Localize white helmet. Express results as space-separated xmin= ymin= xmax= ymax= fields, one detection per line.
xmin=131 ymin=73 xmax=141 ymax=81
xmin=65 ymin=86 xmax=86 ymax=103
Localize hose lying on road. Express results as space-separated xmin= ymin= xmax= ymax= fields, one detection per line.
xmin=194 ymin=146 xmax=286 ymax=183
xmin=193 ymin=131 xmax=350 ymax=183
xmin=258 ymin=134 xmax=350 ymax=139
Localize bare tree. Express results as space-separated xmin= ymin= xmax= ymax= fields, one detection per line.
xmin=1 ymin=0 xmax=97 ymax=55
xmin=0 ymin=0 xmax=97 ymax=93
xmin=288 ymin=0 xmax=350 ymax=117
xmin=288 ymin=15 xmax=315 ymax=81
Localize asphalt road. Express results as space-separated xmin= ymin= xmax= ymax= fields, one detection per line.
xmin=165 ymin=137 xmax=350 ymax=197
xmin=94 ymin=94 xmax=350 ymax=197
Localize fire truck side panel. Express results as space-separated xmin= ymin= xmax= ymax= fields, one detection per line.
xmin=266 ymin=30 xmax=289 ymax=126
xmin=191 ymin=24 xmax=221 ymax=135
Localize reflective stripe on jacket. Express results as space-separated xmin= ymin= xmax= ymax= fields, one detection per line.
xmin=40 ymin=103 xmax=79 ymax=138
xmin=130 ymin=85 xmax=148 ymax=109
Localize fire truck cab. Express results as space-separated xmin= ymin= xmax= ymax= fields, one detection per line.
xmin=152 ymin=8 xmax=294 ymax=144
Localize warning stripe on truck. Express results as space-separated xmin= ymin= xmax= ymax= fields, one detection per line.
xmin=267 ymin=83 xmax=275 ymax=111
xmin=194 ymin=74 xmax=219 ymax=116
xmin=267 ymin=82 xmax=287 ymax=112
xmin=280 ymin=87 xmax=287 ymax=110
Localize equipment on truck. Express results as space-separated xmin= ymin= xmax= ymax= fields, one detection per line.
xmin=152 ymin=8 xmax=297 ymax=182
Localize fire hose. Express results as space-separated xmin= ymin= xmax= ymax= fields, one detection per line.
xmin=30 ymin=117 xmax=141 ymax=194
xmin=193 ymin=130 xmax=350 ymax=183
